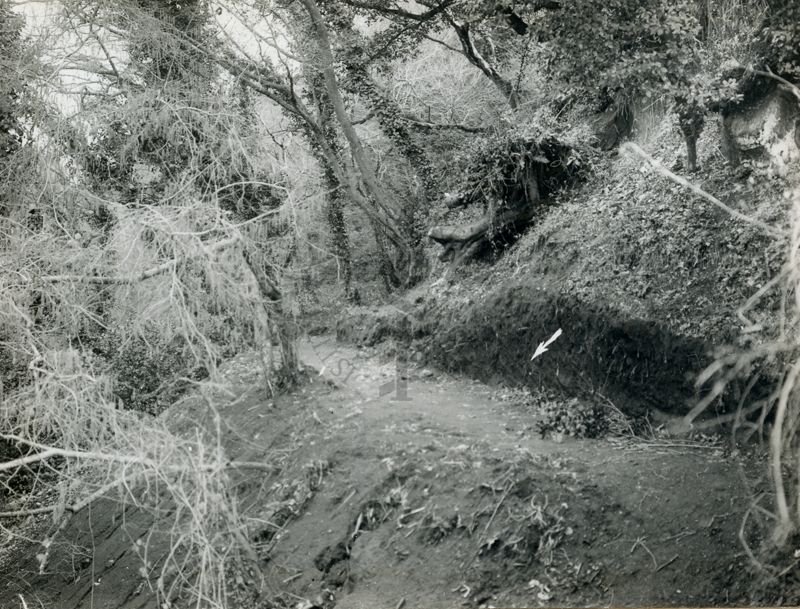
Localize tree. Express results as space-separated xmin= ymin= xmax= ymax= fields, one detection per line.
xmin=539 ymin=0 xmax=712 ymax=170
xmin=0 ymin=0 xmax=22 ymax=163
xmin=307 ymin=69 xmax=359 ymax=302
xmin=0 ymin=4 xmax=311 ymax=602
xmin=339 ymin=0 xmax=560 ymax=111
xmin=0 ymin=0 xmax=29 ymax=394
xmin=338 ymin=30 xmax=438 ymax=202
xmin=300 ymin=0 xmax=423 ymax=272
xmin=0 ymin=0 xmax=28 ymax=217
xmin=30 ymin=0 xmax=304 ymax=393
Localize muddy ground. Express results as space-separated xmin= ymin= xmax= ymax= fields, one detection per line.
xmin=0 ymin=337 xmax=776 ymax=609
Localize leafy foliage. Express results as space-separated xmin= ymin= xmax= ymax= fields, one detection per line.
xmin=0 ymin=0 xmax=23 ymax=161
xmin=455 ymin=124 xmax=590 ymax=207
xmin=536 ymin=0 xmax=762 ymax=168
xmin=536 ymin=396 xmax=610 ymax=439
xmin=758 ymin=0 xmax=800 ymax=80
xmin=497 ymin=388 xmax=610 ymax=439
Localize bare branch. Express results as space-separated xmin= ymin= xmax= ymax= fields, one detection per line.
xmin=354 ymin=108 xmax=484 ymax=133
xmin=339 ymin=0 xmax=458 ymax=22
xmin=748 ymin=67 xmax=800 ymax=103
xmin=399 ymin=113 xmax=486 ymax=133
xmin=37 ymin=236 xmax=239 ymax=285
xmin=422 ymin=33 xmax=466 ymax=56
xmin=444 ymin=13 xmax=520 ymax=108
xmin=622 ymin=143 xmax=787 ymax=239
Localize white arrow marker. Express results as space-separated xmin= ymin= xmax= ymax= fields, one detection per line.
xmin=531 ymin=328 xmax=563 ymax=361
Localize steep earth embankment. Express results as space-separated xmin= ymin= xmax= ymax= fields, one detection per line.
xmin=337 ymin=106 xmax=793 ymax=421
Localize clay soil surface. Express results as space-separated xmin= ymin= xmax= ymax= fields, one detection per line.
xmin=0 ymin=337 xmax=768 ymax=608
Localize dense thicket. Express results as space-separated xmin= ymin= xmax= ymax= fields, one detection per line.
xmin=1 ymin=0 xmax=799 ymax=605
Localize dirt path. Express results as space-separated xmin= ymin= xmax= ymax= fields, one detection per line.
xmin=0 ymin=337 xmax=764 ymax=608
xmin=290 ymin=339 xmax=760 ymax=608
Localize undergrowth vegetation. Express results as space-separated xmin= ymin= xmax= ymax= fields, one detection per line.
xmin=495 ymin=388 xmax=611 ymax=439
xmin=0 ymin=0 xmax=799 ymax=605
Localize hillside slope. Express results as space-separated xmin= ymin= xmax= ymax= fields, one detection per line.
xmin=337 ymin=114 xmax=791 ymax=421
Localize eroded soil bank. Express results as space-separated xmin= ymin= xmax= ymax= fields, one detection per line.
xmin=336 ymin=281 xmax=768 ymax=421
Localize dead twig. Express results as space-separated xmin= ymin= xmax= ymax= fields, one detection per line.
xmin=451 ymin=583 xmax=471 ymax=599
xmin=655 ymin=554 xmax=679 ymax=572
xmin=482 ymin=483 xmax=512 ymax=537
xmin=461 ymin=480 xmax=513 ymax=569
xmin=706 ymin=512 xmax=733 ymax=528
xmin=660 ymin=529 xmax=697 ymax=542
xmin=37 ymin=236 xmax=240 ymax=284
xmin=397 ymin=506 xmax=426 ymax=528
xmin=630 ymin=536 xmax=658 ymax=569
xmin=739 ymin=495 xmax=774 ymax=574
xmin=333 ymin=489 xmax=357 ymax=514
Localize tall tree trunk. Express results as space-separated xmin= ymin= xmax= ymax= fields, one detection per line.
xmin=446 ymin=15 xmax=520 ymax=109
xmin=324 ymin=5 xmax=437 ymax=202
xmin=678 ymin=102 xmax=704 ymax=173
xmin=370 ymin=218 xmax=398 ymax=292
xmin=308 ymin=113 xmax=415 ymax=286
xmin=299 ymin=0 xmax=424 ymax=286
xmin=343 ymin=61 xmax=438 ymax=201
xmin=300 ymin=0 xmax=398 ymax=219
xmin=242 ymin=245 xmax=298 ymax=387
xmin=325 ymin=172 xmax=358 ymax=302
xmin=223 ymin=12 xmax=423 ymax=287
xmin=307 ymin=70 xmax=358 ymax=302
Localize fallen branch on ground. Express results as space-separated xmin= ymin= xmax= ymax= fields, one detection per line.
xmin=621 ymin=143 xmax=786 ymax=239
xmin=0 ymin=433 xmax=278 ymax=475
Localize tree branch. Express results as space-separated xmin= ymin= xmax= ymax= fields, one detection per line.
xmin=444 ymin=13 xmax=519 ymax=109
xmin=37 ymin=236 xmax=239 ymax=285
xmin=340 ymin=0 xmax=457 ymax=22
xmin=353 ymin=109 xmax=485 ymax=133
xmin=399 ymin=113 xmax=486 ymax=134
xmin=748 ymin=68 xmax=800 ymax=103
